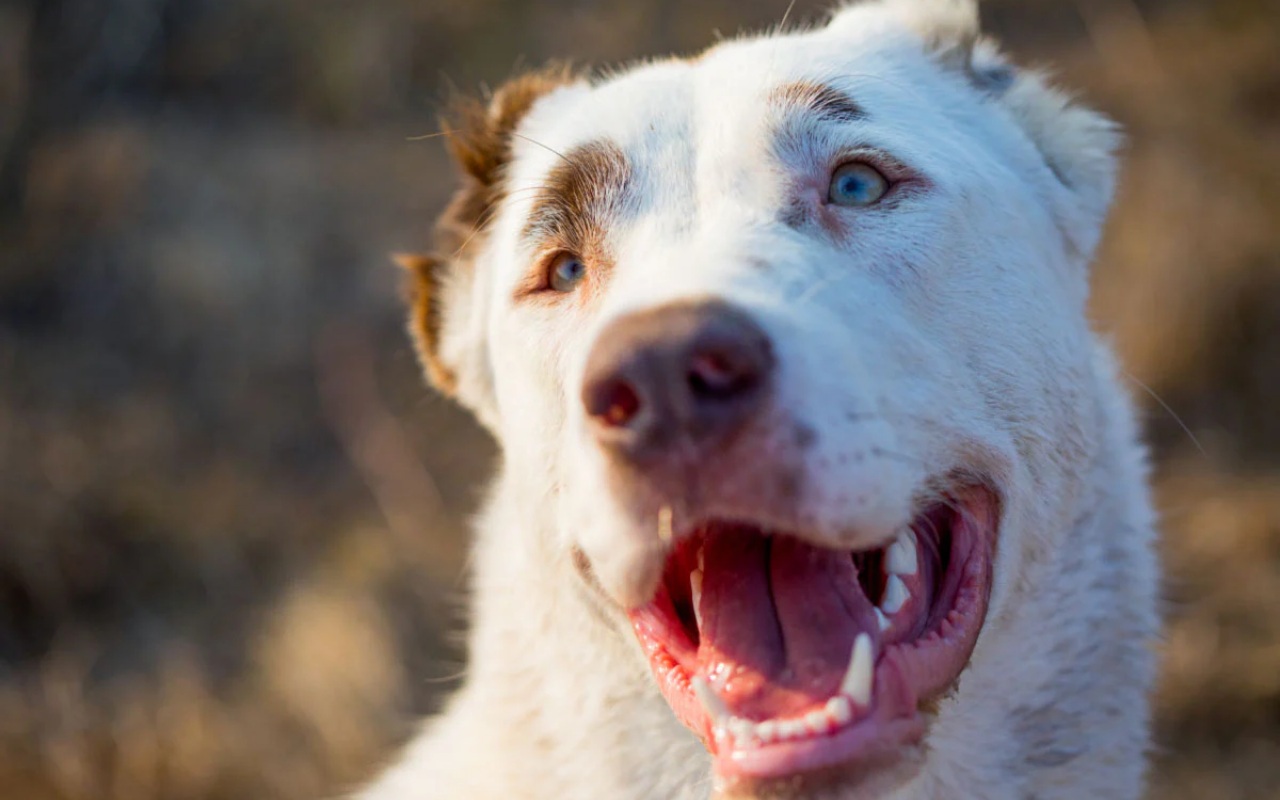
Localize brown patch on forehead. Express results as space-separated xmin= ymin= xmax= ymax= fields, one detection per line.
xmin=522 ymin=140 xmax=632 ymax=256
xmin=770 ymin=80 xmax=866 ymax=124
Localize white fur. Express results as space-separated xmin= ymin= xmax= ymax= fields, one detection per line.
xmin=359 ymin=1 xmax=1157 ymax=797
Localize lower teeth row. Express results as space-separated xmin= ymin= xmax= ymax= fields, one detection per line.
xmin=687 ymin=528 xmax=921 ymax=748
xmin=694 ymin=632 xmax=876 ymax=747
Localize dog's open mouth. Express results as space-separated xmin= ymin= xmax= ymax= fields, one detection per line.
xmin=627 ymin=484 xmax=998 ymax=780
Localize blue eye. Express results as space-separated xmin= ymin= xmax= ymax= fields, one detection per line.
xmin=828 ymin=162 xmax=889 ymax=207
xmin=549 ymin=252 xmax=588 ymax=293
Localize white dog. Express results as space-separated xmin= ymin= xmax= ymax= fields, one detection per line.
xmin=360 ymin=1 xmax=1158 ymax=798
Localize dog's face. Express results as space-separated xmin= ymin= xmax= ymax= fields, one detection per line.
xmin=409 ymin=1 xmax=1118 ymax=796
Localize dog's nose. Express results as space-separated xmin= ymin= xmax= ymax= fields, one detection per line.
xmin=581 ymin=300 xmax=774 ymax=460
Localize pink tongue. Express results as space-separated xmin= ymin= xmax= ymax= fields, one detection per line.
xmin=697 ymin=527 xmax=879 ymax=719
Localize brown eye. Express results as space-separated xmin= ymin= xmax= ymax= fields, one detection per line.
xmin=828 ymin=162 xmax=889 ymax=207
xmin=548 ymin=252 xmax=588 ymax=293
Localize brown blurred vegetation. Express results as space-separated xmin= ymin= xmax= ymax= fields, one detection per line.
xmin=0 ymin=0 xmax=1277 ymax=798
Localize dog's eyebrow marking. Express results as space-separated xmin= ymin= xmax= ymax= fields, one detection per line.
xmin=770 ymin=81 xmax=866 ymax=124
xmin=521 ymin=140 xmax=632 ymax=248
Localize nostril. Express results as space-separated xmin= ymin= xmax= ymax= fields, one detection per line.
xmin=688 ymin=350 xmax=758 ymax=400
xmin=581 ymin=301 xmax=774 ymax=455
xmin=589 ymin=377 xmax=642 ymax=428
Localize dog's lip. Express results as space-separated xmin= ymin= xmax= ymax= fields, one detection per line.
xmin=625 ymin=483 xmax=999 ymax=781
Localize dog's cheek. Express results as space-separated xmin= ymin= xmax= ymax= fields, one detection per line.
xmin=484 ymin=302 xmax=577 ymax=445
xmin=491 ymin=284 xmax=644 ymax=594
xmin=557 ymin=443 xmax=667 ymax=609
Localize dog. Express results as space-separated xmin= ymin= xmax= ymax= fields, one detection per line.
xmin=359 ymin=1 xmax=1158 ymax=797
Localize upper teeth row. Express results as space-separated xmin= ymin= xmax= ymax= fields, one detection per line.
xmin=877 ymin=528 xmax=916 ymax=630
xmin=886 ymin=527 xmax=918 ymax=576
xmin=694 ymin=632 xmax=877 ymax=748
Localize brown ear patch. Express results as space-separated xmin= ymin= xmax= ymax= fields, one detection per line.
xmin=402 ymin=64 xmax=582 ymax=396
xmin=394 ymin=252 xmax=457 ymax=394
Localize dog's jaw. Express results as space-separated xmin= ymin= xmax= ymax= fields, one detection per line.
xmin=621 ymin=484 xmax=996 ymax=786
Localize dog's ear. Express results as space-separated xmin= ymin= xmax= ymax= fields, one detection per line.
xmin=394 ymin=251 xmax=459 ymax=394
xmin=830 ymin=1 xmax=1019 ymax=94
xmin=829 ymin=0 xmax=984 ymax=76
xmin=402 ymin=65 xmax=581 ymax=424
xmin=960 ymin=32 xmax=1120 ymax=261
xmin=831 ymin=0 xmax=1118 ymax=262
xmin=986 ymin=56 xmax=1121 ymax=261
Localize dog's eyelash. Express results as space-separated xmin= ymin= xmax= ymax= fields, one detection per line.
xmin=830 ymin=149 xmax=916 ymax=183
xmin=514 ymin=249 xmax=591 ymax=299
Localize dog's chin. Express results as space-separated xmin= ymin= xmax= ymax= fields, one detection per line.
xmin=713 ymin=744 xmax=925 ymax=800
xmin=596 ymin=482 xmax=1001 ymax=789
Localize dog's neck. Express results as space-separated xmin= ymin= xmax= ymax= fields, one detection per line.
xmin=366 ymin=348 xmax=1154 ymax=800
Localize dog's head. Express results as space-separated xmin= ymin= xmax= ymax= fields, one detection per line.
xmin=407 ymin=0 xmax=1118 ymax=794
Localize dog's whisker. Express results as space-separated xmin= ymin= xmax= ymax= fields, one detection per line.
xmin=776 ymin=0 xmax=798 ymax=36
xmin=867 ymin=446 xmax=928 ymax=467
xmin=444 ymin=184 xmax=563 ymax=259
xmin=449 ymin=201 xmax=515 ymax=257
xmin=406 ymin=129 xmax=455 ymax=142
xmin=1123 ymin=369 xmax=1207 ymax=458
xmin=510 ymin=131 xmax=572 ymax=165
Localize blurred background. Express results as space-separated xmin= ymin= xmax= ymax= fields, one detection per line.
xmin=0 ymin=0 xmax=1276 ymax=797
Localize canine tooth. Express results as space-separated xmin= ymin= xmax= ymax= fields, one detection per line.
xmin=826 ymin=695 xmax=853 ymax=725
xmin=690 ymin=569 xmax=704 ymax=629
xmin=881 ymin=574 xmax=909 ymax=614
xmin=886 ymin=529 xmax=918 ymax=576
xmin=692 ymin=677 xmax=729 ymax=723
xmin=804 ymin=710 xmax=831 ymax=734
xmin=875 ymin=607 xmax=890 ymax=632
xmin=841 ymin=633 xmax=875 ymax=706
xmin=756 ymin=720 xmax=779 ymax=743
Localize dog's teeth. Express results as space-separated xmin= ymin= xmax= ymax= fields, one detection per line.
xmin=804 ymin=709 xmax=832 ymax=735
xmin=690 ymin=569 xmax=704 ymax=629
xmin=692 ymin=677 xmax=728 ymax=723
xmin=841 ymin=633 xmax=875 ymax=705
xmin=886 ymin=529 xmax=918 ymax=576
xmin=881 ymin=574 xmax=909 ymax=614
xmin=875 ymin=607 xmax=890 ymax=632
xmin=756 ymin=720 xmax=779 ymax=743
xmin=728 ymin=717 xmax=754 ymax=742
xmin=779 ymin=720 xmax=807 ymax=739
xmin=826 ymin=695 xmax=853 ymax=725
